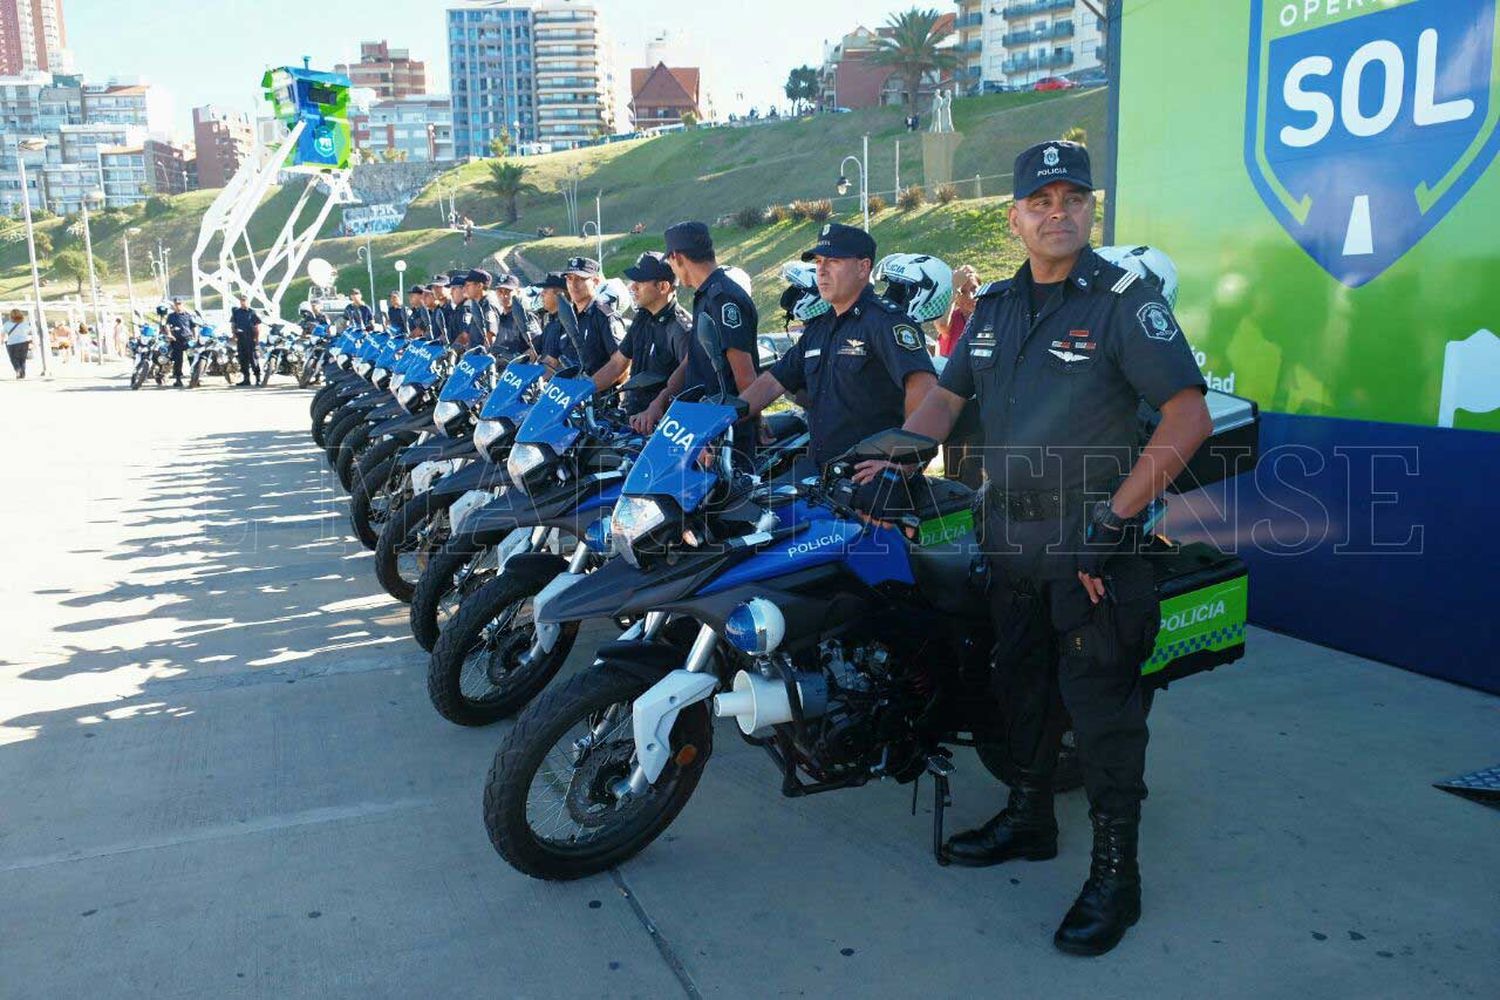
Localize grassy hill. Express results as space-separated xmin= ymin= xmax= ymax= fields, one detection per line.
xmin=0 ymin=87 xmax=1106 ymax=316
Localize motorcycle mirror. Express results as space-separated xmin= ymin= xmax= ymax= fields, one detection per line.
xmin=556 ymin=298 xmax=580 ymax=340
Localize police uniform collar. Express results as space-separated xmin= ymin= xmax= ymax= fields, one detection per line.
xmin=1014 ymin=247 xmax=1102 ymax=296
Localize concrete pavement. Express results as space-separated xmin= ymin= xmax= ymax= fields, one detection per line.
xmin=1 ymin=365 xmax=1496 ymax=999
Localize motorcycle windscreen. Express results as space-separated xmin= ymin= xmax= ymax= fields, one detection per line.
xmin=438 ymin=349 xmax=495 ymax=404
xmin=355 ymin=332 xmax=389 ymax=362
xmin=697 ymin=520 xmax=914 ymax=596
xmin=478 ymin=361 xmax=546 ymax=421
xmin=397 ymin=341 xmax=444 ymax=386
xmin=373 ymin=335 xmax=407 ymax=370
xmin=621 ymin=400 xmax=738 ymax=515
xmin=514 ymin=375 xmax=594 ymax=453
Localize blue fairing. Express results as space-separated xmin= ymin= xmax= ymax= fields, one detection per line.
xmin=356 ymin=332 xmax=388 ymax=362
xmin=400 ymin=340 xmax=444 ymax=386
xmin=439 ymin=349 xmax=495 ymax=403
xmin=697 ymin=519 xmax=913 ymax=595
xmin=515 ymin=375 xmax=594 ymax=453
xmin=574 ymin=481 xmax=623 ymax=517
xmin=373 ymin=335 xmax=407 ymax=369
xmin=479 ymin=362 xmax=546 ymax=421
xmin=622 ymin=401 xmax=737 ymax=514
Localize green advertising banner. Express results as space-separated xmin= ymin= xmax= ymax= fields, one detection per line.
xmin=1113 ymin=0 xmax=1500 ymax=432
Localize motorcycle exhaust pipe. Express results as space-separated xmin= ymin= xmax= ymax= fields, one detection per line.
xmin=713 ymin=669 xmax=827 ymax=736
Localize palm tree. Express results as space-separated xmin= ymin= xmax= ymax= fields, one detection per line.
xmin=480 ymin=160 xmax=540 ymax=225
xmin=869 ymin=8 xmax=962 ymax=119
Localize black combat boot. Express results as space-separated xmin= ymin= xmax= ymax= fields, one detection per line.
xmin=1053 ymin=809 xmax=1141 ymax=956
xmin=942 ymin=772 xmax=1057 ymax=866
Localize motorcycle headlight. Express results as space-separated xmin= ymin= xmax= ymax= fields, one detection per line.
xmin=610 ymin=496 xmax=668 ymax=568
xmin=390 ymin=372 xmax=406 ymax=390
xmin=434 ymin=400 xmax=465 ymax=433
xmin=396 ymin=383 xmax=420 ymax=409
xmin=724 ymin=598 xmax=787 ymax=656
xmin=506 ymin=443 xmax=550 ymax=492
xmin=355 ymin=360 xmax=373 ymax=377
xmin=474 ymin=417 xmax=513 ymax=458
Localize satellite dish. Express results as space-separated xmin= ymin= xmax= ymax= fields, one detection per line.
xmin=307 ymin=257 xmax=337 ymax=288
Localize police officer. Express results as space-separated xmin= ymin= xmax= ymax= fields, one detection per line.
xmin=557 ymin=257 xmax=625 ymax=390
xmin=386 ymin=290 xmax=408 ymax=333
xmin=456 ymin=268 xmax=498 ymax=348
xmin=442 ymin=271 xmax=468 ymax=342
xmin=534 ymin=273 xmax=577 ymax=370
xmin=589 ymin=252 xmax=691 ymax=414
xmin=228 ymin=292 xmax=262 ymax=387
xmin=163 ymin=298 xmax=196 ymax=388
xmin=492 ymin=272 xmax=541 ymax=357
xmin=737 ymin=223 xmax=936 ymax=478
xmin=856 ymin=140 xmax=1212 ymax=956
xmin=342 ymin=289 xmax=373 ymax=331
xmin=403 ymin=285 xmax=425 ymax=335
xmin=408 ymin=285 xmax=438 ymax=341
xmin=631 ymin=222 xmax=761 ymax=448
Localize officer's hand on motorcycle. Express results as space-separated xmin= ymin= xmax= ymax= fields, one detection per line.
xmin=631 ymin=401 xmax=664 ymax=436
xmin=852 ymin=458 xmax=916 ymax=484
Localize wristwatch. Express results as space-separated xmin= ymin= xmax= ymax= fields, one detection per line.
xmin=1090 ymin=500 xmax=1128 ymax=534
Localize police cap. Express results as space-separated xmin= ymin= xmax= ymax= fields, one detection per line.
xmin=1013 ymin=140 xmax=1093 ymax=200
xmin=663 ymin=221 xmax=713 ymax=259
xmin=800 ymin=221 xmax=877 ymax=262
xmin=622 ymin=251 xmax=674 ymax=283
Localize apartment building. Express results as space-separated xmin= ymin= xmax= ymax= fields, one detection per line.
xmin=958 ymin=0 xmax=1105 ymax=93
xmin=336 ymin=40 xmax=427 ymax=102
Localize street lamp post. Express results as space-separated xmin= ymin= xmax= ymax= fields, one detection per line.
xmin=394 ymin=259 xmax=406 ymax=301
xmin=15 ymin=137 xmax=52 ymax=375
xmin=356 ymin=240 xmax=375 ymax=307
xmin=836 ymin=133 xmax=871 ymax=231
xmin=122 ymin=226 xmax=141 ymax=331
xmin=80 ymin=190 xmax=107 ymax=364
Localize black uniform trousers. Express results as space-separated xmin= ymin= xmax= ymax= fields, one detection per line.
xmin=985 ymin=513 xmax=1158 ymax=816
xmin=235 ymin=331 xmax=260 ymax=382
xmin=170 ymin=343 xmax=186 ymax=382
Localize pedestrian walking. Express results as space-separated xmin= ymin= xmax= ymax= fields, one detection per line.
xmin=4 ymin=309 xmax=33 ymax=379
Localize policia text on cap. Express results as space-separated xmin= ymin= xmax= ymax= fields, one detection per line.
xmin=853 ymin=140 xmax=1213 ymax=957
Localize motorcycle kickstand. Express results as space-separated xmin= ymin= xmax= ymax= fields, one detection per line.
xmin=925 ymin=751 xmax=955 ymax=866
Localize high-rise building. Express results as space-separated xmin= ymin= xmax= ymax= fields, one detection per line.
xmin=0 ymin=0 xmax=71 ymax=76
xmin=191 ymin=104 xmax=253 ymax=188
xmin=335 ymin=40 xmax=427 ymax=101
xmin=952 ymin=0 xmax=984 ymax=95
xmin=964 ymin=0 xmax=1105 ymax=92
xmin=145 ymin=137 xmax=195 ymax=194
xmin=447 ymin=0 xmax=615 ymax=157
xmin=367 ymin=95 xmax=454 ymax=162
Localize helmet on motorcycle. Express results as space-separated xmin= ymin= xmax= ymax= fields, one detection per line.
xmin=1094 ymin=244 xmax=1179 ymax=309
xmin=873 ymin=253 xmax=954 ymax=324
xmin=777 ymin=261 xmax=830 ymax=325
xmin=155 ymin=304 xmax=168 ymax=318
xmin=595 ymin=277 xmax=632 ymax=315
xmin=724 ymin=266 xmax=752 ymax=296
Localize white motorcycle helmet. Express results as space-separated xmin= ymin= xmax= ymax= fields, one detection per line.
xmin=1095 ymin=245 xmax=1179 ymax=308
xmin=724 ymin=266 xmax=753 ymax=296
xmin=874 ymin=253 xmax=954 ymax=324
xmin=595 ymin=276 xmax=633 ymax=316
xmin=779 ymin=261 xmax=831 ymax=323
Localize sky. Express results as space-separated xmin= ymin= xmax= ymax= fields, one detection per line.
xmin=65 ymin=0 xmax=917 ymax=139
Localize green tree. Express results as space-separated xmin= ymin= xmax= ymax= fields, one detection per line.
xmin=783 ymin=65 xmax=821 ymax=114
xmin=680 ymin=110 xmax=699 ymax=128
xmin=32 ymin=230 xmax=52 ymax=259
xmin=479 ymin=159 xmax=540 ymax=224
xmin=379 ymin=147 xmax=409 ymax=163
xmin=50 ymin=248 xmax=110 ymax=293
xmin=869 ymin=8 xmax=962 ymax=118
xmin=488 ymin=127 xmax=512 ymax=158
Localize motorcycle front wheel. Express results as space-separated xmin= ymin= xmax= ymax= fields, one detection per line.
xmin=130 ymin=361 xmax=147 ymax=390
xmin=484 ymin=665 xmax=711 ymax=880
xmin=189 ymin=356 xmax=204 ymax=388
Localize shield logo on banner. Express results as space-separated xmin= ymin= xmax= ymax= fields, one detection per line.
xmin=1244 ymin=0 xmax=1500 ymax=288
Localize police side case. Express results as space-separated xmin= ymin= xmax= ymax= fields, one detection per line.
xmin=1144 ymin=540 xmax=1247 ymax=688
xmin=1138 ymin=389 xmax=1259 ymax=493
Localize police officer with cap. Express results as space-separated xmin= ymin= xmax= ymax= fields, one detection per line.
xmin=591 ymin=251 xmax=691 ymax=414
xmin=163 ymin=297 xmax=196 ymax=388
xmin=456 ymin=268 xmax=498 ymax=348
xmin=440 ymin=271 xmax=467 ymax=343
xmin=534 ymin=273 xmax=577 ymax=370
xmin=631 ymin=221 xmax=761 ymax=444
xmin=342 ymin=288 xmax=373 ymax=331
xmin=385 ymin=290 xmax=408 ymax=333
xmin=559 ymin=256 xmax=625 ymax=390
xmin=737 ymin=223 xmax=936 ymax=478
xmin=855 ymin=139 xmax=1212 ymax=956
xmin=492 ymin=271 xmax=541 ymax=357
xmin=229 ymin=292 xmax=263 ymax=386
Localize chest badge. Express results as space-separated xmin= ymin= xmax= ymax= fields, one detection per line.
xmin=838 ymin=338 xmax=867 ymax=357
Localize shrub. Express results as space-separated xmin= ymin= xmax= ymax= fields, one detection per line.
xmin=1062 ymin=126 xmax=1087 ymax=146
xmin=766 ymin=203 xmax=791 ymax=223
xmin=867 ymin=193 xmax=887 ymax=214
xmin=732 ymin=205 xmax=766 ymax=229
xmin=897 ymin=185 xmax=926 ymax=210
xmin=799 ymin=198 xmax=833 ymax=222
xmin=935 ymin=183 xmax=959 ymax=204
xmin=143 ymin=194 xmax=173 ymax=218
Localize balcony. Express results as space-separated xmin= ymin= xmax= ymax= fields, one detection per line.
xmin=1003 ymin=21 xmax=1073 ymax=46
xmin=955 ymin=12 xmax=983 ymax=29
xmin=958 ymin=39 xmax=982 ymax=54
xmin=1002 ymin=48 xmax=1075 ymax=74
xmin=1002 ymin=0 xmax=1072 ymax=19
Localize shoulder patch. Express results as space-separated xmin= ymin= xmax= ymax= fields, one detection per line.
xmin=893 ymin=324 xmax=924 ymax=352
xmin=721 ymin=301 xmax=742 ymax=329
xmin=976 ymin=279 xmax=1013 ymax=298
xmin=1136 ymin=301 xmax=1180 ymax=342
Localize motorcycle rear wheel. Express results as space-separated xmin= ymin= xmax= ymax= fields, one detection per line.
xmin=348 ymin=455 xmax=396 ymax=549
xmin=189 ymin=357 xmax=204 ymax=388
xmin=409 ymin=537 xmax=491 ymax=652
xmin=484 ymin=665 xmax=711 ymax=880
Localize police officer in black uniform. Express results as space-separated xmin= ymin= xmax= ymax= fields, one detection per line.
xmin=557 ymin=257 xmax=625 ymax=388
xmin=456 ymin=268 xmax=498 ymax=348
xmin=385 ymin=291 xmax=408 ymax=333
xmin=631 ymin=222 xmax=761 ymax=453
xmin=856 ymin=140 xmax=1212 ymax=956
xmin=737 ymin=223 xmax=937 ymax=478
xmin=590 ymin=252 xmax=691 ymax=415
xmin=163 ymin=298 xmax=196 ymax=388
xmin=534 ymin=273 xmax=577 ymax=370
xmin=342 ymin=289 xmax=373 ymax=331
xmin=228 ymin=293 xmax=262 ymax=386
xmin=492 ymin=272 xmax=541 ymax=357
xmin=430 ymin=274 xmax=459 ymax=343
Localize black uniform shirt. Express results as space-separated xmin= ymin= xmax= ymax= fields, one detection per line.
xmin=164 ymin=311 xmax=196 ymax=345
xmin=343 ymin=303 xmax=373 ymax=329
xmin=459 ymin=296 xmax=497 ymax=346
xmin=684 ymin=266 xmax=760 ymax=397
xmin=387 ymin=304 xmax=408 ymax=333
xmin=439 ymin=300 xmax=462 ymax=343
xmin=412 ymin=305 xmax=446 ymax=341
xmin=619 ymin=301 xmax=690 ymax=413
xmin=228 ymin=306 xmax=261 ymax=337
xmin=538 ymin=312 xmax=576 ymax=367
xmin=571 ymin=297 xmax=624 ymax=376
xmin=493 ymin=298 xmax=541 ymax=355
xmin=940 ymin=247 xmax=1206 ymax=577
xmin=771 ymin=285 xmax=935 ymax=468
